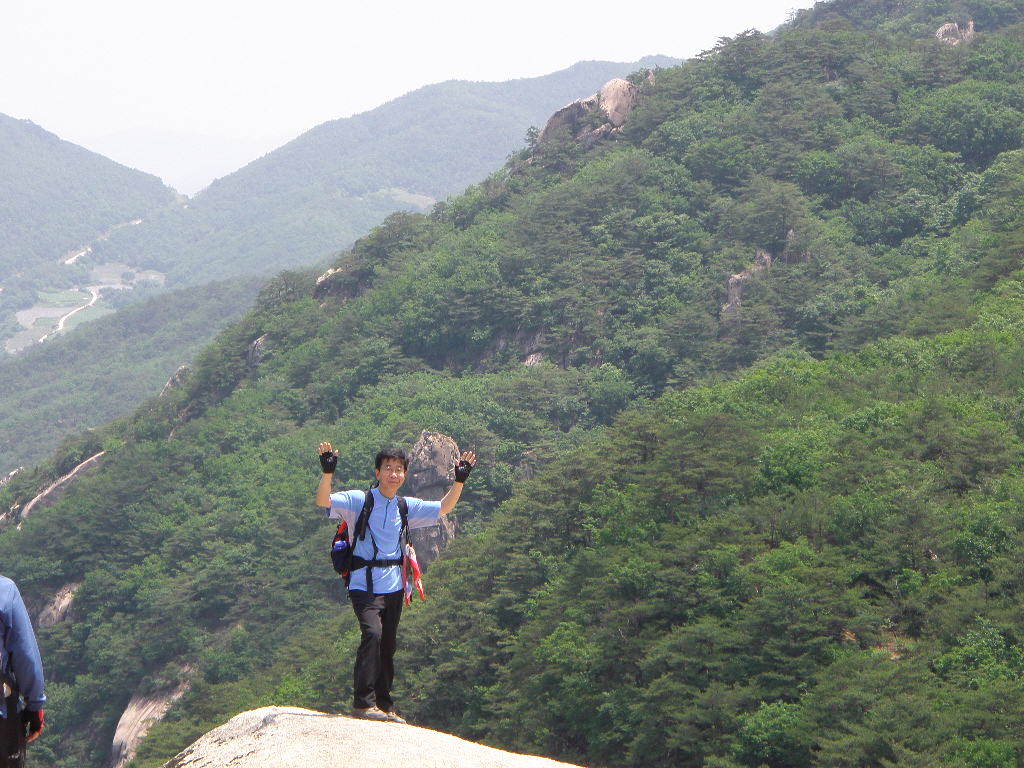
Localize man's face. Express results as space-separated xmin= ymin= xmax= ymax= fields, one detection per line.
xmin=375 ymin=458 xmax=407 ymax=496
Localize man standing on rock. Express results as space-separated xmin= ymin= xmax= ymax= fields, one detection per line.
xmin=316 ymin=442 xmax=476 ymax=723
xmin=0 ymin=576 xmax=45 ymax=768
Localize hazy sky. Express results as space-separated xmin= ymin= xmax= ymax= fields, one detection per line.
xmin=2 ymin=0 xmax=811 ymax=193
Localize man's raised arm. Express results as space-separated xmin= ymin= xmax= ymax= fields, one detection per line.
xmin=316 ymin=441 xmax=338 ymax=508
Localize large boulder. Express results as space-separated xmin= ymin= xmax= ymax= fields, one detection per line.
xmin=405 ymin=430 xmax=460 ymax=568
xmin=539 ymin=73 xmax=653 ymax=144
xmin=161 ymin=706 xmax=584 ymax=768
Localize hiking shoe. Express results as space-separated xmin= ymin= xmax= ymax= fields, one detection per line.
xmin=383 ymin=710 xmax=407 ymax=724
xmin=352 ymin=706 xmax=390 ymax=721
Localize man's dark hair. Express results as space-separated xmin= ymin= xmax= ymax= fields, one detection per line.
xmin=375 ymin=447 xmax=408 ymax=471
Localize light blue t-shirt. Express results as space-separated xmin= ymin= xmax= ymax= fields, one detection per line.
xmin=326 ymin=488 xmax=442 ymax=594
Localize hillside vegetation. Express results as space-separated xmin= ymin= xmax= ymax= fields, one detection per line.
xmin=2 ymin=2 xmax=1024 ymax=767
xmin=0 ymin=59 xmax=667 ymax=474
xmin=90 ymin=58 xmax=676 ymax=287
xmin=0 ymin=277 xmax=263 ymax=474
xmin=0 ymin=114 xmax=176 ymax=336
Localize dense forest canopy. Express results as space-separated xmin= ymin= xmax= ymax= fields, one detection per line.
xmin=2 ymin=2 xmax=1024 ymax=767
xmin=0 ymin=116 xmax=174 ymax=275
xmin=0 ymin=277 xmax=263 ymax=474
xmin=0 ymin=59 xmax=666 ymax=473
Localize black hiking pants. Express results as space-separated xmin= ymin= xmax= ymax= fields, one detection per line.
xmin=349 ymin=589 xmax=404 ymax=711
xmin=0 ymin=692 xmax=25 ymax=768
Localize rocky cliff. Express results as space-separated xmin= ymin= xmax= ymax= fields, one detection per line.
xmin=162 ymin=706 xmax=585 ymax=768
xmin=14 ymin=450 xmax=106 ymax=525
xmin=539 ymin=72 xmax=654 ymax=145
xmin=405 ymin=430 xmax=459 ymax=568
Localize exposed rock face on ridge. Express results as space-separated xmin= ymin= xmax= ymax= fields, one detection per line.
xmin=36 ymin=582 xmax=80 ymax=628
xmin=598 ymin=77 xmax=642 ymax=128
xmin=721 ymin=249 xmax=773 ymax=317
xmin=112 ymin=672 xmax=192 ymax=768
xmin=406 ymin=430 xmax=459 ymax=500
xmin=0 ymin=467 xmax=20 ymax=487
xmin=540 ymin=72 xmax=654 ymax=144
xmin=160 ymin=365 xmax=192 ymax=396
xmin=17 ymin=450 xmax=106 ymax=525
xmin=936 ymin=20 xmax=975 ymax=44
xmin=162 ymin=706 xmax=585 ymax=768
xmin=314 ymin=261 xmax=373 ymax=305
xmin=247 ymin=333 xmax=269 ymax=366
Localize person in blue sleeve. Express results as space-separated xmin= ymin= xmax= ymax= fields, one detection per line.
xmin=316 ymin=442 xmax=476 ymax=724
xmin=0 ymin=576 xmax=45 ymax=768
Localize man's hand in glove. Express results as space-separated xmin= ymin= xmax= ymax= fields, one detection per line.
xmin=454 ymin=451 xmax=477 ymax=483
xmin=319 ymin=442 xmax=339 ymax=474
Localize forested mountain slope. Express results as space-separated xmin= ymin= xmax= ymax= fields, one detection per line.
xmin=2 ymin=2 xmax=1024 ymax=767
xmin=0 ymin=115 xmax=176 ymax=274
xmin=0 ymin=276 xmax=263 ymax=474
xmin=90 ymin=58 xmax=676 ymax=286
xmin=0 ymin=59 xmax=669 ymax=474
xmin=0 ymin=114 xmax=177 ymax=333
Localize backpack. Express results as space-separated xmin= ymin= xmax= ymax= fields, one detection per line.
xmin=331 ymin=486 xmax=409 ymax=591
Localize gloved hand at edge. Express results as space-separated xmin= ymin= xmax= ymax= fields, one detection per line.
xmin=23 ymin=709 xmax=43 ymax=742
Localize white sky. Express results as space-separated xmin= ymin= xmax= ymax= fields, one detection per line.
xmin=2 ymin=0 xmax=810 ymax=194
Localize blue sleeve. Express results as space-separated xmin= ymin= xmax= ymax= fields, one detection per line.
xmin=326 ymin=490 xmax=362 ymax=524
xmin=406 ymin=497 xmax=442 ymax=530
xmin=1 ymin=580 xmax=45 ymax=710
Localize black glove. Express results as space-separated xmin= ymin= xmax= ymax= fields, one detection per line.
xmin=319 ymin=450 xmax=338 ymax=474
xmin=22 ymin=709 xmax=43 ymax=739
xmin=454 ymin=459 xmax=473 ymax=483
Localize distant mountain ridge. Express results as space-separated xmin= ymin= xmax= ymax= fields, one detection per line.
xmin=0 ymin=114 xmax=176 ymax=274
xmin=0 ymin=114 xmax=177 ymax=339
xmin=91 ymin=57 xmax=678 ymax=285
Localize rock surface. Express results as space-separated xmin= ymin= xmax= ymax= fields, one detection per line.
xmin=721 ymin=249 xmax=772 ymax=317
xmin=36 ymin=582 xmax=80 ymax=628
xmin=0 ymin=467 xmax=20 ymax=487
xmin=935 ymin=20 xmax=975 ymax=44
xmin=18 ymin=450 xmax=106 ymax=524
xmin=539 ymin=74 xmax=651 ymax=144
xmin=162 ymin=706 xmax=585 ymax=768
xmin=160 ymin=365 xmax=192 ymax=397
xmin=405 ymin=430 xmax=459 ymax=568
xmin=113 ymin=673 xmax=192 ymax=768
xmin=247 ymin=333 xmax=269 ymax=366
xmin=313 ymin=262 xmax=373 ymax=305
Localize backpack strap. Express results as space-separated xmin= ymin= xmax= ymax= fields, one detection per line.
xmin=397 ymin=496 xmax=409 ymax=547
xmin=355 ymin=491 xmax=407 ymax=541
xmin=353 ymin=487 xmax=376 ymax=541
